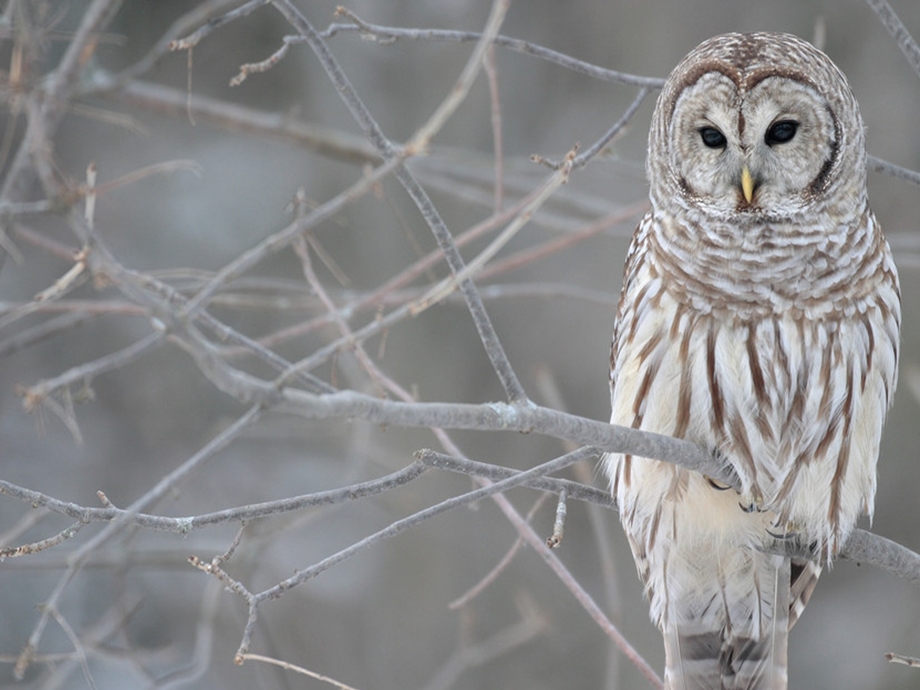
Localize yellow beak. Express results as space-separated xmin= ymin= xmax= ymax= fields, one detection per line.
xmin=741 ymin=166 xmax=754 ymax=203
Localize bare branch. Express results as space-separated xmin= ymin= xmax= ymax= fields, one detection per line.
xmin=419 ymin=597 xmax=546 ymax=690
xmin=12 ymin=404 xmax=264 ymax=679
xmin=325 ymin=9 xmax=666 ymax=88
xmin=869 ymin=155 xmax=920 ymax=186
xmin=1 ymin=0 xmax=123 ymax=208
xmin=239 ymin=653 xmax=365 ymax=690
xmin=448 ymin=494 xmax=551 ymax=610
xmin=0 ymin=521 xmax=86 ymax=558
xmin=2 ymin=5 xmax=916 ymax=687
xmin=487 ymin=462 xmax=664 ymax=689
xmin=272 ymin=0 xmax=530 ymax=402
xmin=865 ymin=0 xmax=920 ymax=80
xmin=839 ymin=528 xmax=920 ymax=586
xmin=409 ymin=147 xmax=575 ymax=314
xmin=179 ymin=156 xmax=404 ymax=317
xmin=19 ymin=332 xmax=165 ymax=411
xmin=885 ymin=652 xmax=920 ymax=667
xmin=113 ymin=80 xmax=380 ymax=165
xmin=546 ymin=487 xmax=567 ymax=548
xmin=538 ymin=87 xmax=653 ymax=171
xmin=170 ymin=0 xmax=269 ymax=52
xmin=0 ymin=461 xmax=427 ymax=532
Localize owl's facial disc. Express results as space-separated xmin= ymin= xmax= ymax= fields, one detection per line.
xmin=667 ymin=71 xmax=837 ymax=219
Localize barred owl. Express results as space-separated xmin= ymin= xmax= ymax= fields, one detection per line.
xmin=605 ymin=32 xmax=900 ymax=689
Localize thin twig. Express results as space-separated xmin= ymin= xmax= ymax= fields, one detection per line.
xmin=13 ymin=405 xmax=264 ymax=679
xmin=865 ymin=0 xmax=920 ymax=80
xmin=885 ymin=652 xmax=920 ymax=667
xmin=93 ymin=159 xmax=203 ymax=196
xmin=409 ymin=147 xmax=575 ymax=315
xmin=148 ymin=579 xmax=223 ymax=690
xmin=484 ymin=44 xmax=504 ymax=211
xmin=325 ymin=9 xmax=665 ymax=88
xmin=170 ymin=0 xmax=269 ymax=51
xmin=0 ymin=462 xmax=431 ymax=532
xmin=482 ymin=461 xmax=663 ymax=689
xmin=536 ymin=87 xmax=652 ymax=171
xmin=419 ymin=451 xmax=613 ymax=507
xmin=420 ymin=597 xmax=546 ymax=690
xmin=0 ymin=507 xmax=53 ymax=549
xmin=0 ymin=247 xmax=89 ymax=330
xmin=405 ymin=0 xmax=513 ymax=155
xmin=47 ymin=607 xmax=98 ymax=690
xmin=0 ymin=455 xmax=615 ymax=541
xmin=574 ymin=87 xmax=652 ymax=168
xmin=85 ymin=0 xmax=258 ymax=95
xmin=252 ymin=177 xmax=579 ymax=366
xmin=292 ymin=234 xmax=386 ymax=395
xmin=0 ymin=0 xmax=124 ymax=209
xmin=448 ymin=494 xmax=551 ymax=610
xmin=534 ymin=365 xmax=625 ymax=686
xmin=546 ymin=487 xmax=567 ymax=548
xmin=239 ymin=653 xmax=364 ymax=690
xmin=272 ymin=0 xmax=530 ymax=404
xmin=112 ymin=80 xmax=380 ymax=165
xmin=19 ymin=332 xmax=165 ymax=412
xmin=229 ymin=446 xmax=599 ymax=659
xmin=231 ymin=33 xmax=298 ymax=86
xmin=0 ymin=521 xmax=86 ymax=558
xmin=868 ymin=155 xmax=920 ymax=186
xmin=477 ymin=202 xmax=646 ymax=282
xmin=179 ymin=155 xmax=404 ymax=317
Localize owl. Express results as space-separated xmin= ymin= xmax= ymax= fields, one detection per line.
xmin=605 ymin=32 xmax=900 ymax=689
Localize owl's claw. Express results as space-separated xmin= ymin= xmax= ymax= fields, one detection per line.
xmin=738 ymin=489 xmax=765 ymax=514
xmin=767 ymin=518 xmax=806 ymax=544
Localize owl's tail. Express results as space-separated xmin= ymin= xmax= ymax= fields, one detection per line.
xmin=661 ymin=554 xmax=809 ymax=690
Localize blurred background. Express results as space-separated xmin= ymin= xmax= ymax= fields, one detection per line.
xmin=1 ymin=1 xmax=919 ymax=688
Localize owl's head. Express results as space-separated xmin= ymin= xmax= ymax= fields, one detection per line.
xmin=648 ymin=32 xmax=866 ymax=223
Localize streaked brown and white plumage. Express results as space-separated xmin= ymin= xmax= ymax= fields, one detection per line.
xmin=605 ymin=32 xmax=899 ymax=689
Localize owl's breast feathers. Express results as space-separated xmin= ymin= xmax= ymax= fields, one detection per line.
xmin=610 ymin=208 xmax=899 ymax=558
xmin=644 ymin=205 xmax=898 ymax=321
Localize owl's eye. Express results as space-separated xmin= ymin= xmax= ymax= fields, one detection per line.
xmin=698 ymin=126 xmax=726 ymax=148
xmin=765 ymin=120 xmax=799 ymax=146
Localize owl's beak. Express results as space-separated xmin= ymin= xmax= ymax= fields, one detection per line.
xmin=740 ymin=166 xmax=755 ymax=204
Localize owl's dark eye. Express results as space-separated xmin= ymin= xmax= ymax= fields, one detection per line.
xmin=699 ymin=126 xmax=726 ymax=148
xmin=765 ymin=120 xmax=799 ymax=145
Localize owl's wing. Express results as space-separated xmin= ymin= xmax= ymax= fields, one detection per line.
xmin=609 ymin=213 xmax=653 ymax=387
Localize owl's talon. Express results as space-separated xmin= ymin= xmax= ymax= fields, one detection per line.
xmin=767 ymin=518 xmax=805 ymax=544
xmin=738 ymin=490 xmax=764 ymax=514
